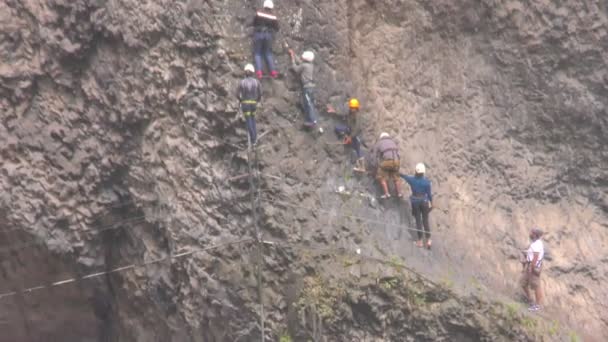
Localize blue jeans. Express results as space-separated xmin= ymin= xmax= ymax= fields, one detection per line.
xmin=253 ymin=32 xmax=275 ymax=73
xmin=302 ymin=87 xmax=318 ymax=124
xmin=241 ymin=103 xmax=257 ymax=144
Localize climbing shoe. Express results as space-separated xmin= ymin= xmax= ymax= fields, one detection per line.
xmin=415 ymin=240 xmax=423 ymax=248
xmin=380 ymin=193 xmax=391 ymax=199
xmin=426 ymin=239 xmax=432 ymax=249
xmin=270 ymin=70 xmax=278 ymax=78
xmin=528 ymin=304 xmax=541 ymax=312
xmin=256 ymin=71 xmax=263 ymax=79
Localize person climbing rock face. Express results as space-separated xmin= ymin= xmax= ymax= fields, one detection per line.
xmin=236 ymin=63 xmax=262 ymax=146
xmin=521 ymin=228 xmax=545 ymax=312
xmin=372 ymin=132 xmax=402 ymax=199
xmin=328 ymin=98 xmax=365 ymax=171
xmin=253 ymin=0 xmax=279 ymax=79
xmin=400 ymin=163 xmax=433 ymax=249
xmin=289 ymin=49 xmax=318 ymax=127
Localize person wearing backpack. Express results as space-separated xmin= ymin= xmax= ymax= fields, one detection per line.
xmin=373 ymin=132 xmax=403 ymax=199
xmin=521 ymin=228 xmax=545 ymax=312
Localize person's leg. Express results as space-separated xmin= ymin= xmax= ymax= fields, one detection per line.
xmin=247 ymin=116 xmax=257 ymax=144
xmin=253 ymin=33 xmax=264 ymax=78
xmin=391 ymin=163 xmax=403 ymax=197
xmin=532 ymin=274 xmax=542 ymax=307
xmin=262 ymin=34 xmax=277 ymax=76
xmin=422 ymin=201 xmax=431 ymax=239
xmin=520 ymin=273 xmax=532 ymax=304
xmin=305 ymin=88 xmax=318 ymax=123
xmin=301 ymin=90 xmax=311 ymax=123
xmin=352 ymin=136 xmax=362 ymax=158
xmin=412 ymin=202 xmax=423 ymax=245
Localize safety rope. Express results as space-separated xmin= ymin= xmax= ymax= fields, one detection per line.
xmin=246 ymin=133 xmax=266 ymax=342
xmin=260 ymin=195 xmax=442 ymax=236
xmin=0 ymin=238 xmax=254 ymax=300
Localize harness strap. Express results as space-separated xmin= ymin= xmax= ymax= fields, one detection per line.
xmin=241 ymin=100 xmax=257 ymax=104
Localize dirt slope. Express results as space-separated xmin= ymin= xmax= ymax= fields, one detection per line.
xmin=1 ymin=0 xmax=606 ymax=341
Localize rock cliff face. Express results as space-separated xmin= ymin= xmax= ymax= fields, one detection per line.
xmin=1 ymin=0 xmax=606 ymax=341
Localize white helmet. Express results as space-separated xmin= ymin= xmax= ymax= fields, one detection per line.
xmin=415 ymin=163 xmax=426 ymax=174
xmin=263 ymin=0 xmax=274 ymax=9
xmin=302 ymin=51 xmax=315 ymax=62
xmin=244 ymin=63 xmax=255 ymax=73
xmin=379 ymin=132 xmax=390 ymax=139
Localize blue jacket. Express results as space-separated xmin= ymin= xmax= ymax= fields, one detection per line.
xmin=400 ymin=174 xmax=432 ymax=203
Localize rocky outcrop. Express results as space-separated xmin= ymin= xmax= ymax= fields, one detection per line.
xmin=1 ymin=0 xmax=606 ymax=341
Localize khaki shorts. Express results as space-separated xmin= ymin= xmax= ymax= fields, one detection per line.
xmin=520 ymin=271 xmax=540 ymax=290
xmin=377 ymin=160 xmax=400 ymax=181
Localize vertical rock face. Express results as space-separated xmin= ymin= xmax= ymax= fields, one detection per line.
xmin=0 ymin=0 xmax=606 ymax=341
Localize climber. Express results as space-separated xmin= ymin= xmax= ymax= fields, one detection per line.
xmin=400 ymin=163 xmax=433 ymax=249
xmin=288 ymin=49 xmax=318 ymax=127
xmin=236 ymin=63 xmax=262 ymax=146
xmin=253 ymin=0 xmax=279 ymax=79
xmin=521 ymin=228 xmax=545 ymax=312
xmin=327 ymin=98 xmax=365 ymax=171
xmin=372 ymin=132 xmax=403 ymax=199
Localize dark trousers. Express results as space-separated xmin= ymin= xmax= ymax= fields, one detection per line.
xmin=411 ymin=201 xmax=431 ymax=240
xmin=241 ymin=103 xmax=257 ymax=144
xmin=334 ymin=124 xmax=362 ymax=158
xmin=302 ymin=87 xmax=317 ymax=124
xmin=253 ymin=32 xmax=275 ymax=73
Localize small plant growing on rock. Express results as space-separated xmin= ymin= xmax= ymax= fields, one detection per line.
xmin=278 ymin=331 xmax=293 ymax=342
xmin=380 ymin=277 xmax=399 ymax=291
xmin=569 ymin=331 xmax=581 ymax=342
xmin=386 ymin=255 xmax=405 ymax=269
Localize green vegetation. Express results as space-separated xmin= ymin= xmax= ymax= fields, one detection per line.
xmin=296 ymin=276 xmax=345 ymax=324
xmin=278 ymin=331 xmax=293 ymax=342
xmin=386 ymin=255 xmax=405 ymax=269
xmin=380 ymin=277 xmax=399 ymax=290
xmin=569 ymin=331 xmax=581 ymax=342
xmin=342 ymin=255 xmax=360 ymax=268
xmin=547 ymin=320 xmax=560 ymax=337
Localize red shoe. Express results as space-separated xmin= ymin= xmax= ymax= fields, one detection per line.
xmin=256 ymin=71 xmax=263 ymax=79
xmin=270 ymin=70 xmax=278 ymax=78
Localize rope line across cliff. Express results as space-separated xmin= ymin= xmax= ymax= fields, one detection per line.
xmin=0 ymin=238 xmax=254 ymax=300
xmin=259 ymin=196 xmax=445 ymax=236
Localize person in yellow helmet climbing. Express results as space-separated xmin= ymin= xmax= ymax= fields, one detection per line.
xmin=328 ymin=98 xmax=365 ymax=171
xmin=372 ymin=132 xmax=403 ymax=199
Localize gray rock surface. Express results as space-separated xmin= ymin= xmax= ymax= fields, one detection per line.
xmin=1 ymin=0 xmax=606 ymax=341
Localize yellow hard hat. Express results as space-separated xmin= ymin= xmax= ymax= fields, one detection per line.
xmin=349 ymin=98 xmax=360 ymax=109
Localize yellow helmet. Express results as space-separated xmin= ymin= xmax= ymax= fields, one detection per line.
xmin=349 ymin=98 xmax=360 ymax=109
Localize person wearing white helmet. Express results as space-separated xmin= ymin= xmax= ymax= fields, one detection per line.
xmin=253 ymin=0 xmax=279 ymax=79
xmin=400 ymin=163 xmax=433 ymax=248
xmin=236 ymin=63 xmax=263 ymax=145
xmin=373 ymin=132 xmax=403 ymax=199
xmin=288 ymin=48 xmax=318 ymax=127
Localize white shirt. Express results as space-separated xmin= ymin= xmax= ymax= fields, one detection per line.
xmin=527 ymin=239 xmax=544 ymax=267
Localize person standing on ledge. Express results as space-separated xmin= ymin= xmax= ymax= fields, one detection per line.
xmin=521 ymin=228 xmax=545 ymax=312
xmin=400 ymin=163 xmax=433 ymax=248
